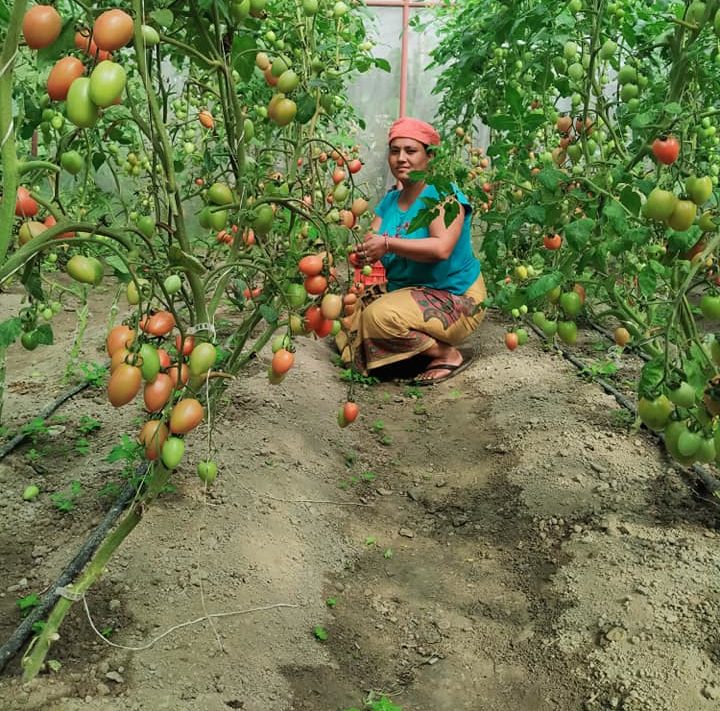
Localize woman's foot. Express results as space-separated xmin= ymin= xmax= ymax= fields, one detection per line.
xmin=413 ymin=344 xmax=464 ymax=383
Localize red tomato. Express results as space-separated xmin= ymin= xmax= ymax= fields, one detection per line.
xmin=106 ymin=325 xmax=135 ymax=357
xmin=651 ymin=135 xmax=680 ymax=165
xmin=15 ymin=187 xmax=38 ymax=218
xmin=108 ymin=364 xmax=142 ymax=407
xmin=143 ymin=373 xmax=174 ymax=412
xmin=332 ymin=168 xmax=346 ymax=184
xmin=348 ymin=159 xmax=362 ymax=174
xmin=74 ymin=30 xmax=111 ymax=60
xmin=504 ymin=332 xmax=519 ymax=351
xmin=304 ymin=305 xmax=323 ymax=332
xmin=314 ymin=318 xmax=333 ymax=337
xmin=304 ymin=275 xmax=328 ymax=295
xmin=343 ymin=401 xmax=359 ymax=423
xmin=23 ymin=5 xmax=62 ymax=49
xmin=298 ymin=254 xmax=324 ymax=276
xmin=175 ymin=334 xmax=195 ymax=356
xmin=157 ymin=348 xmax=171 ymax=369
xmin=141 ymin=310 xmax=176 ymax=337
xmin=138 ymin=420 xmax=168 ymax=460
xmin=271 ymin=348 xmax=295 ymax=375
xmin=168 ymin=362 xmax=189 ymax=390
xmin=169 ymin=398 xmax=204 ymax=434
xmin=543 ymin=233 xmax=562 ymax=250
xmin=93 ymin=9 xmax=134 ymax=51
xmin=47 ymin=57 xmax=85 ymax=101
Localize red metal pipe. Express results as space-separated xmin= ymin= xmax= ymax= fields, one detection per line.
xmin=399 ymin=0 xmax=409 ymax=117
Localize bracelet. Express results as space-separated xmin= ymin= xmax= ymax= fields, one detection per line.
xmin=384 ymin=236 xmax=390 ymax=254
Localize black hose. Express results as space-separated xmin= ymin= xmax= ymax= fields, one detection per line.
xmin=528 ymin=323 xmax=720 ymax=496
xmin=0 ymin=480 xmax=138 ymax=673
xmin=0 ymin=381 xmax=91 ymax=462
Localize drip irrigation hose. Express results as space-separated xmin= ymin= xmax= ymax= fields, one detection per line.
xmin=0 ymin=380 xmax=91 ymax=462
xmin=528 ymin=323 xmax=720 ymax=497
xmin=0 ymin=480 xmax=137 ymax=674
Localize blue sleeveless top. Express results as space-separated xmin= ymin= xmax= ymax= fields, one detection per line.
xmin=375 ymin=183 xmax=481 ymax=295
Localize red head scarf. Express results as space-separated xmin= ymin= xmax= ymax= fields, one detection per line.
xmin=388 ymin=117 xmax=441 ymax=147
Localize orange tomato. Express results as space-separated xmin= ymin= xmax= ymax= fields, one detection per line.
xmin=169 ymin=398 xmax=204 ymax=434
xmin=93 ymin=9 xmax=134 ymax=51
xmin=47 ymin=56 xmax=85 ymax=101
xmin=298 ymin=254 xmax=324 ymax=276
xmin=343 ymin=402 xmax=359 ymax=423
xmin=168 ymin=362 xmax=190 ymax=390
xmin=198 ymin=110 xmax=214 ymax=129
xmin=108 ymin=364 xmax=142 ymax=407
xmin=15 ymin=187 xmax=38 ymax=218
xmin=304 ymin=275 xmax=328 ymax=296
xmin=141 ymin=310 xmax=176 ymax=337
xmin=143 ymin=373 xmax=174 ymax=412
xmin=175 ymin=334 xmax=195 ymax=356
xmin=23 ymin=5 xmax=62 ymax=49
xmin=271 ymin=348 xmax=295 ymax=375
xmin=543 ymin=233 xmax=562 ymax=250
xmin=138 ymin=420 xmax=168 ymax=461
xmin=106 ymin=325 xmax=135 ymax=357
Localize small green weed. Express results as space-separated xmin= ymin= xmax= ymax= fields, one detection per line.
xmin=343 ymin=696 xmax=403 ymax=711
xmin=21 ymin=417 xmax=49 ymax=441
xmin=79 ymin=362 xmax=107 ymax=386
xmin=325 ymin=597 xmax=337 ymax=608
xmin=313 ymin=625 xmax=328 ymax=641
xmin=579 ymin=360 xmax=619 ymax=381
xmin=339 ymin=368 xmax=379 ymax=386
xmin=403 ymin=385 xmax=423 ymax=399
xmin=51 ymin=480 xmax=82 ymax=513
xmin=75 ymin=438 xmax=90 ymax=455
xmin=372 ymin=419 xmax=385 ymax=433
xmin=77 ymin=415 xmax=101 ymax=435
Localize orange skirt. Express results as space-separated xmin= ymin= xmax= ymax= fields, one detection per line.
xmin=336 ymin=273 xmax=486 ymax=373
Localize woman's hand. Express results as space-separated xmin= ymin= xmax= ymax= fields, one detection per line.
xmin=359 ymin=232 xmax=388 ymax=263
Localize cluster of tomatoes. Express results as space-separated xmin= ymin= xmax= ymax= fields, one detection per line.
xmin=106 ymin=317 xmax=218 ymax=478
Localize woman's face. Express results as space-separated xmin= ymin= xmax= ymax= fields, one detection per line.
xmin=388 ymin=137 xmax=430 ymax=182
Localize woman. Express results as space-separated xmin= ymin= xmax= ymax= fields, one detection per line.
xmin=339 ymin=117 xmax=486 ymax=384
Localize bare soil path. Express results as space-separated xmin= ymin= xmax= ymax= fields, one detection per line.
xmin=1 ymin=301 xmax=719 ymax=711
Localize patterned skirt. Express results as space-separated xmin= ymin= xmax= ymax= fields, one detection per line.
xmin=336 ymin=273 xmax=486 ymax=373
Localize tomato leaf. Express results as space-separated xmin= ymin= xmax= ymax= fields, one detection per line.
xmin=537 ymin=168 xmax=565 ymax=192
xmin=619 ymin=186 xmax=642 ymax=217
xmin=486 ymin=114 xmax=516 ymax=131
xmin=564 ymin=218 xmax=595 ymax=250
xmin=0 ymin=317 xmax=22 ymax=348
xmin=259 ymin=304 xmax=278 ymax=324
xmin=149 ymin=9 xmax=174 ymax=27
xmin=232 ymin=35 xmax=257 ymax=83
xmin=523 ymin=205 xmax=545 ymax=225
xmin=21 ymin=261 xmax=44 ymax=301
xmin=638 ymin=358 xmax=665 ymax=399
xmin=603 ymin=202 xmax=627 ymax=234
xmin=525 ymin=272 xmax=563 ymax=303
xmin=638 ymin=265 xmax=657 ymax=297
xmin=104 ymin=254 xmax=129 ymax=275
xmin=34 ymin=324 xmax=53 ymax=346
xmin=373 ymin=57 xmax=391 ymax=72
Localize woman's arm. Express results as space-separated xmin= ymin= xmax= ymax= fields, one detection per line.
xmin=360 ymin=198 xmax=465 ymax=264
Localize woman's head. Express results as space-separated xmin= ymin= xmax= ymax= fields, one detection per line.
xmin=387 ymin=117 xmax=439 ymax=183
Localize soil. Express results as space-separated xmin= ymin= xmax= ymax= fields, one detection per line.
xmin=1 ymin=286 xmax=720 ymax=711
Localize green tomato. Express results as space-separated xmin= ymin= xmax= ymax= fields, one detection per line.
xmin=686 ymin=176 xmax=713 ymax=206
xmin=139 ymin=344 xmax=161 ymax=382
xmin=531 ymin=311 xmax=546 ymax=328
xmin=617 ymin=65 xmax=637 ymax=85
xmin=277 ymin=70 xmax=300 ymax=93
xmin=207 ymin=182 xmax=234 ymax=206
xmin=141 ymin=24 xmax=160 ymax=46
xmin=696 ymin=436 xmax=716 ymax=463
xmin=285 ymin=283 xmax=307 ymax=308
xmin=620 ymin=83 xmax=639 ymax=102
xmin=21 ymin=331 xmax=39 ymax=351
xmin=209 ymin=209 xmax=228 ymax=231
xmin=67 ymin=255 xmax=102 ymax=285
xmin=66 ymin=77 xmax=98 ymax=129
xmin=677 ymin=427 xmax=702 ymax=457
xmin=271 ymin=334 xmax=291 ymax=353
xmin=302 ymin=0 xmax=318 ymax=15
xmin=189 ymin=342 xmax=217 ymax=376
xmin=557 ymin=320 xmax=578 ymax=345
xmin=700 ymin=294 xmax=720 ymax=319
xmin=197 ymin=460 xmax=218 ymax=484
xmin=516 ymin=328 xmax=529 ymax=345
xmin=667 ymin=381 xmax=696 ymax=408
xmin=137 ymin=215 xmax=156 ymax=238
xmin=563 ymin=41 xmax=578 ymax=60
xmin=164 ymin=274 xmax=183 ymax=294
xmin=599 ymin=39 xmax=617 ymax=60
xmin=643 ymin=188 xmax=677 ymax=222
xmin=637 ymin=395 xmax=673 ymax=431
xmin=665 ymin=420 xmax=697 ymax=465
xmin=559 ymin=291 xmax=582 ymax=318
xmin=253 ymin=204 xmax=275 ymax=235
xmin=89 ymin=60 xmax=127 ymax=108
xmin=161 ymin=437 xmax=185 ymax=469
xmin=60 ymin=150 xmax=84 ymax=175
xmin=23 ymin=484 xmax=40 ymax=501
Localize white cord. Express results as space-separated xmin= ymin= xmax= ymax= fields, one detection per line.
xmin=82 ymin=596 xmax=298 ymax=651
